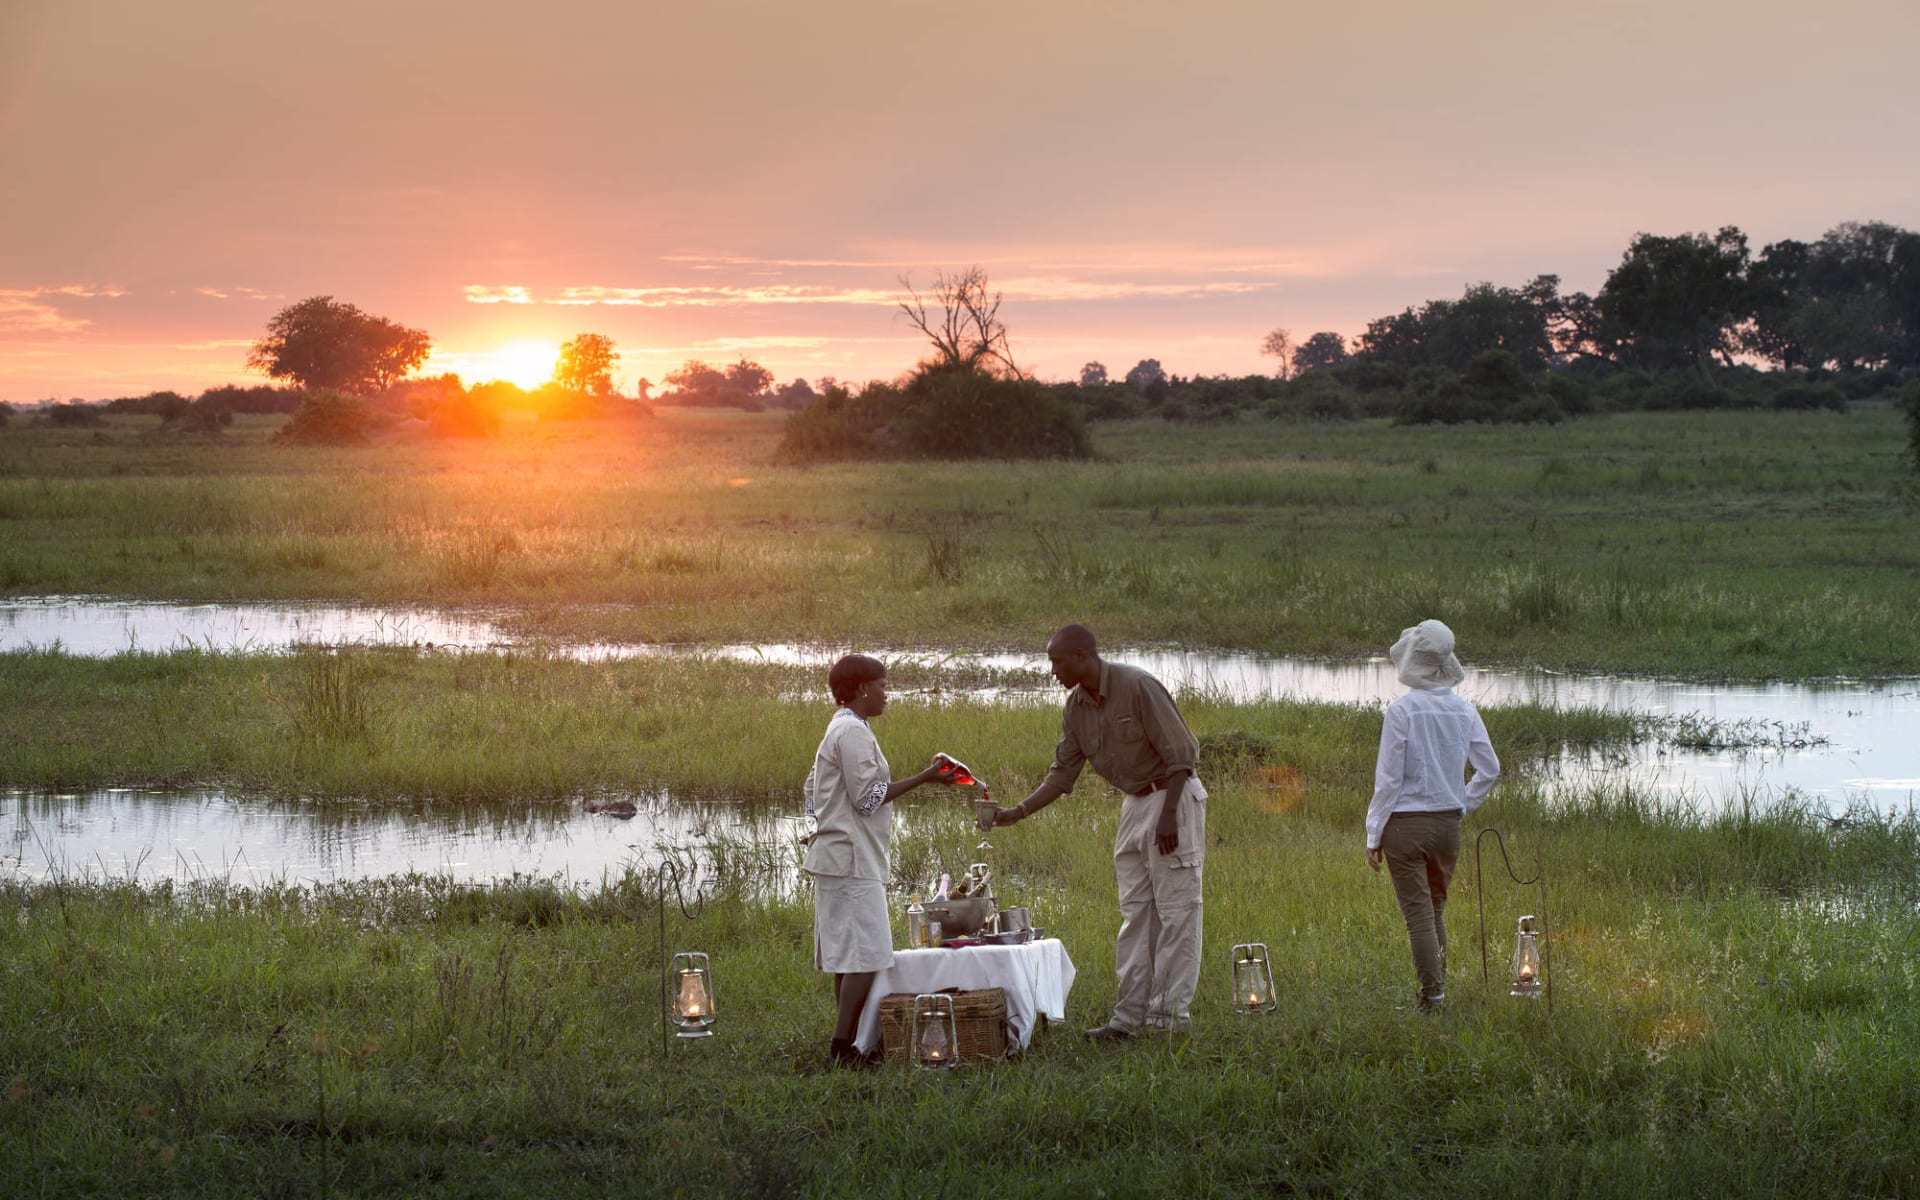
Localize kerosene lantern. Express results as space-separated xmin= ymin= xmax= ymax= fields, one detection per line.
xmin=911 ymin=993 xmax=959 ymax=1069
xmin=1509 ymin=916 xmax=1543 ymax=999
xmin=670 ymin=952 xmax=716 ymax=1036
xmin=1232 ymin=943 xmax=1276 ymax=1014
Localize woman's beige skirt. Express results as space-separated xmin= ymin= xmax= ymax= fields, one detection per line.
xmin=811 ymin=875 xmax=895 ymax=973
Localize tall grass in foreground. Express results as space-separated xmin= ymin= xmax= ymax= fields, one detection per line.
xmin=3 ymin=779 xmax=1918 ymax=1198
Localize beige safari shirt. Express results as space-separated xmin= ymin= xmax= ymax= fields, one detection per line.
xmin=1041 ymin=661 xmax=1198 ymax=797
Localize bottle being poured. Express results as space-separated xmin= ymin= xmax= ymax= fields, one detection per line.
xmin=934 ymin=753 xmax=995 ymax=851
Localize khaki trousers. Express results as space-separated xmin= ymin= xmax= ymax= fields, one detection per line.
xmin=1111 ymin=778 xmax=1206 ymax=1032
xmin=1381 ymin=810 xmax=1461 ymax=1000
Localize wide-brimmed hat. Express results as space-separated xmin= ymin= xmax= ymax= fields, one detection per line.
xmin=1390 ymin=619 xmax=1466 ymax=689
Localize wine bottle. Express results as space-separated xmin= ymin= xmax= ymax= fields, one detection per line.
xmin=933 ymin=753 xmax=978 ymax=787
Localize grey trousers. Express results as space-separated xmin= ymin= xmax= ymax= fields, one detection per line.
xmin=1111 ymin=779 xmax=1207 ymax=1031
xmin=1381 ymin=810 xmax=1461 ymax=999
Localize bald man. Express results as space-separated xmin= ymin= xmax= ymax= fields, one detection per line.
xmin=985 ymin=624 xmax=1206 ymax=1040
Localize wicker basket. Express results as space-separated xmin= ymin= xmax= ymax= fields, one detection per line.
xmin=877 ymin=988 xmax=1009 ymax=1065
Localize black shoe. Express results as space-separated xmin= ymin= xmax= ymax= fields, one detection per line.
xmin=827 ymin=1038 xmax=877 ymax=1068
xmin=1416 ymin=992 xmax=1446 ymax=1015
xmin=1083 ymin=1024 xmax=1134 ymax=1043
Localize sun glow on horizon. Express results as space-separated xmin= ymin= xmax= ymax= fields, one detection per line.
xmin=432 ymin=339 xmax=562 ymax=389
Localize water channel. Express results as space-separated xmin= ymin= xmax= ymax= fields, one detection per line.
xmin=3 ymin=598 xmax=1916 ymax=888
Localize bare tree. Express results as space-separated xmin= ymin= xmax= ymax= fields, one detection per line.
xmin=1260 ymin=327 xmax=1294 ymax=380
xmin=898 ymin=267 xmax=1021 ymax=378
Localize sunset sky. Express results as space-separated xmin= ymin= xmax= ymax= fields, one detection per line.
xmin=3 ymin=0 xmax=1917 ymax=403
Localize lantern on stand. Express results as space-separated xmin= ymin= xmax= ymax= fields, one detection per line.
xmin=1475 ymin=828 xmax=1552 ymax=1014
xmin=1231 ymin=943 xmax=1276 ymax=1014
xmin=911 ymin=993 xmax=959 ymax=1069
xmin=1509 ymin=916 xmax=1542 ymax=999
xmin=670 ymin=951 xmax=716 ymax=1036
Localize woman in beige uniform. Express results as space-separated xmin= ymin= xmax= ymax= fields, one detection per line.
xmin=803 ymin=654 xmax=946 ymax=1067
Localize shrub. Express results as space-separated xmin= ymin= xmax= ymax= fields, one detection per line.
xmin=1066 ymin=382 xmax=1144 ymax=421
xmin=1265 ymin=373 xmax=1356 ymax=420
xmin=1768 ymin=382 xmax=1848 ymax=412
xmin=779 ymin=369 xmax=1090 ymax=461
xmin=272 ymin=391 xmax=391 ymax=445
xmin=1541 ymin=372 xmax=1596 ymax=416
xmin=1838 ymin=366 xmax=1903 ymax=400
xmin=0 ymin=402 xmax=11 ymax=428
xmin=777 ymin=385 xmax=885 ymax=459
xmin=1640 ymin=372 xmax=1741 ymax=411
xmin=1395 ymin=350 xmax=1527 ymax=424
xmin=166 ymin=404 xmax=234 ymax=435
xmin=1903 ymin=380 xmax=1920 ymax=470
xmin=196 ymin=383 xmax=303 ymax=415
xmin=105 ymin=390 xmax=192 ymax=420
xmin=537 ymin=385 xmax=652 ymax=421
xmin=1328 ymin=357 xmax=1408 ymax=393
xmin=45 ymin=402 xmax=107 ymax=427
xmin=888 ymin=368 xmax=1090 ymax=459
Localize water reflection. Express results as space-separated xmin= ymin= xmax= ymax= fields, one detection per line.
xmin=0 ymin=788 xmax=777 ymax=889
xmin=3 ymin=599 xmax=1917 ymax=813
xmin=0 ymin=596 xmax=504 ymax=657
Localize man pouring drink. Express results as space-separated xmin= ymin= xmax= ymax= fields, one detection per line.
xmin=980 ymin=624 xmax=1206 ymax=1041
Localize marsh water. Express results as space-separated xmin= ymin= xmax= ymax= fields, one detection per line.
xmin=4 ymin=598 xmax=1916 ymax=886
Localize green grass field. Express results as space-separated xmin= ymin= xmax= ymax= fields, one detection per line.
xmin=3 ymin=404 xmax=1916 ymax=677
xmin=2 ymin=406 xmax=1917 ymax=1196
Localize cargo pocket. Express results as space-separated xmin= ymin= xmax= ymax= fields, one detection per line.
xmin=1169 ymin=780 xmax=1207 ymax=870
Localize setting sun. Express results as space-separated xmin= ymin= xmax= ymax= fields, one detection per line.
xmin=480 ymin=340 xmax=560 ymax=389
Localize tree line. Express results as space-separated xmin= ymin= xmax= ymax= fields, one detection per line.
xmin=1041 ymin=220 xmax=1919 ymax=430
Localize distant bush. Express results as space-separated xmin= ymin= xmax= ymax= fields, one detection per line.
xmin=196 ymin=383 xmax=303 ymax=415
xmin=1903 ymin=380 xmax=1920 ymax=470
xmin=186 ymin=406 xmax=234 ymax=433
xmin=1639 ymin=372 xmax=1741 ymax=411
xmin=272 ymin=391 xmax=391 ymax=445
xmin=1395 ymin=350 xmax=1565 ymax=425
xmin=1327 ymin=358 xmax=1409 ymax=394
xmin=45 ymin=402 xmax=107 ymax=427
xmin=1541 ymin=373 xmax=1596 ymax=416
xmin=779 ymin=369 xmax=1090 ymax=461
xmin=778 ymin=385 xmax=886 ymax=458
xmin=383 ymin=373 xmax=506 ymax=436
xmin=1062 ymin=381 xmax=1144 ymax=421
xmin=1268 ymin=372 xmax=1356 ymax=420
xmin=1768 ymin=382 xmax=1848 ymax=412
xmin=0 ymin=402 xmax=11 ymax=428
xmin=1836 ymin=366 xmax=1903 ymax=400
xmin=536 ymin=384 xmax=652 ymax=422
xmin=105 ymin=390 xmax=192 ymax=420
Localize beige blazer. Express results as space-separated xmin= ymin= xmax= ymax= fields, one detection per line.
xmin=802 ymin=709 xmax=892 ymax=882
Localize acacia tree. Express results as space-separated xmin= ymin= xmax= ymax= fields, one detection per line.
xmin=1080 ymin=361 xmax=1109 ymax=387
xmin=247 ymin=296 xmax=430 ymax=395
xmin=1260 ymin=327 xmax=1294 ymax=379
xmin=1593 ymin=227 xmax=1752 ymax=377
xmin=1291 ymin=331 xmax=1350 ymax=373
xmin=1124 ymin=359 xmax=1167 ymax=393
xmin=555 ymin=333 xmax=618 ymax=394
xmin=898 ymin=267 xmax=1020 ymax=377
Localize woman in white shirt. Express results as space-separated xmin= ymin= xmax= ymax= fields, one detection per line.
xmin=803 ymin=654 xmax=947 ymax=1067
xmin=1364 ymin=620 xmax=1500 ymax=1011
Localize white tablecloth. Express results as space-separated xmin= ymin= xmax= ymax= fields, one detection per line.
xmin=854 ymin=939 xmax=1076 ymax=1055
